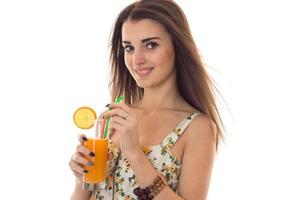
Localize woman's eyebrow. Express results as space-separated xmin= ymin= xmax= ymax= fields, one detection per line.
xmin=122 ymin=37 xmax=161 ymax=44
xmin=141 ymin=37 xmax=160 ymax=43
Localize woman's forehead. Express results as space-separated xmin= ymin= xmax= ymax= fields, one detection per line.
xmin=122 ymin=19 xmax=169 ymax=42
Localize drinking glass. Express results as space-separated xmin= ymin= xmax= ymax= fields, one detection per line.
xmin=82 ymin=119 xmax=108 ymax=191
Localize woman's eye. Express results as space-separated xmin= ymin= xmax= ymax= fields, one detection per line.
xmin=146 ymin=42 xmax=158 ymax=49
xmin=124 ymin=45 xmax=134 ymax=52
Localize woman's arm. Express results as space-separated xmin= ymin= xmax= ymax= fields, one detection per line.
xmin=128 ymin=115 xmax=216 ymax=200
xmin=69 ymin=134 xmax=94 ymax=200
xmin=177 ymin=115 xmax=216 ymax=200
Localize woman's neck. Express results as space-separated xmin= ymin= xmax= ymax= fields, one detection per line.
xmin=136 ymin=80 xmax=185 ymax=113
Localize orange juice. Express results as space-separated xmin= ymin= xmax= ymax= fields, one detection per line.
xmin=83 ymin=138 xmax=108 ymax=184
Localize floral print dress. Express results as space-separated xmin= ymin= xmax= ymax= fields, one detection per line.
xmin=93 ymin=112 xmax=200 ymax=200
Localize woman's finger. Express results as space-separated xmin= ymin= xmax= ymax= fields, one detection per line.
xmin=77 ymin=134 xmax=88 ymax=145
xmin=109 ymin=102 xmax=133 ymax=116
xmin=110 ymin=115 xmax=127 ymax=125
xmin=76 ymin=144 xmax=96 ymax=158
xmin=98 ymin=109 xmax=110 ymax=119
xmin=69 ymin=158 xmax=88 ymax=175
xmin=71 ymin=152 xmax=94 ymax=167
xmin=103 ymin=108 xmax=131 ymax=120
xmin=109 ymin=121 xmax=123 ymax=135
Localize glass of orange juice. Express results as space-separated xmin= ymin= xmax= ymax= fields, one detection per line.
xmin=82 ymin=118 xmax=108 ymax=191
xmin=83 ymin=136 xmax=108 ymax=190
xmin=73 ymin=107 xmax=109 ymax=190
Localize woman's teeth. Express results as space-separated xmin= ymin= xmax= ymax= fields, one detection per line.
xmin=136 ymin=68 xmax=153 ymax=77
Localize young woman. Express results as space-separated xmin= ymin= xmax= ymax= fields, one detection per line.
xmin=69 ymin=0 xmax=224 ymax=199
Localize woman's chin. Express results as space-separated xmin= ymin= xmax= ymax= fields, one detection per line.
xmin=136 ymin=81 xmax=151 ymax=89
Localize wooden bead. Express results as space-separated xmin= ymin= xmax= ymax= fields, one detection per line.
xmin=133 ymin=175 xmax=166 ymax=199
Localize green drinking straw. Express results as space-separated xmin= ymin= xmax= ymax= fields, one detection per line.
xmin=103 ymin=96 xmax=124 ymax=139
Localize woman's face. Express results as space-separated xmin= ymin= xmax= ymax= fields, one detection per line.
xmin=122 ymin=19 xmax=176 ymax=88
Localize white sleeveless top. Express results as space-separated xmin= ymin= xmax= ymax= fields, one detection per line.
xmin=94 ymin=112 xmax=200 ymax=200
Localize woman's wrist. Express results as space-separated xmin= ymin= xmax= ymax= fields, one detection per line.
xmin=71 ymin=179 xmax=91 ymax=200
xmin=124 ymin=146 xmax=145 ymax=161
xmin=133 ymin=174 xmax=167 ymax=200
xmin=75 ymin=177 xmax=83 ymax=187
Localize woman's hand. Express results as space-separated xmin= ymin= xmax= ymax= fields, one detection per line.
xmin=100 ymin=102 xmax=141 ymax=158
xmin=69 ymin=134 xmax=95 ymax=184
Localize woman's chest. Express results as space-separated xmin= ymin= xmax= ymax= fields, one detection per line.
xmin=111 ymin=112 xmax=188 ymax=163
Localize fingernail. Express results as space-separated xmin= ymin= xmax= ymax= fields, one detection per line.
xmin=83 ymin=169 xmax=88 ymax=173
xmin=89 ymin=152 xmax=95 ymax=157
xmin=87 ymin=161 xmax=93 ymax=167
xmin=82 ymin=136 xmax=87 ymax=141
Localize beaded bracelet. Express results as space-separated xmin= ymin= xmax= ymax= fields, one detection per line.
xmin=133 ymin=175 xmax=166 ymax=200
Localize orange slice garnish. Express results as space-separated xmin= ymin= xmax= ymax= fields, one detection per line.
xmin=73 ymin=106 xmax=97 ymax=129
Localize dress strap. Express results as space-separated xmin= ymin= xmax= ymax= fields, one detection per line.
xmin=160 ymin=112 xmax=201 ymax=151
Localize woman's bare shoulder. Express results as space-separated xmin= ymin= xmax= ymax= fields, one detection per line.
xmin=186 ymin=114 xmax=217 ymax=147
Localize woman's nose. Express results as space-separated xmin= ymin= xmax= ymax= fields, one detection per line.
xmin=133 ymin=50 xmax=146 ymax=66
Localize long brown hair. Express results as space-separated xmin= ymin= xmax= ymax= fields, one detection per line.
xmin=109 ymin=0 xmax=224 ymax=148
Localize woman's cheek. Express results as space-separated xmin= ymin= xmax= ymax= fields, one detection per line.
xmin=124 ymin=53 xmax=132 ymax=67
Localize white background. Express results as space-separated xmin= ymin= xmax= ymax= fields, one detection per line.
xmin=0 ymin=0 xmax=299 ymax=199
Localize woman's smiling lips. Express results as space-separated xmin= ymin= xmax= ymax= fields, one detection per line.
xmin=134 ymin=67 xmax=154 ymax=78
